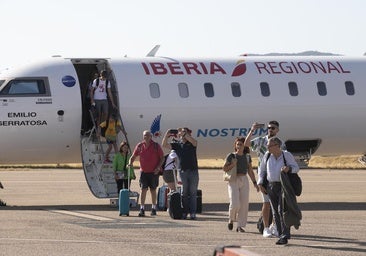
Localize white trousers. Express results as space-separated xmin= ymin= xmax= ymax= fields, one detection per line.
xmin=228 ymin=175 xmax=250 ymax=228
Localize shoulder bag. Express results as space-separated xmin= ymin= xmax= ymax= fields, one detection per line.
xmin=223 ymin=153 xmax=237 ymax=181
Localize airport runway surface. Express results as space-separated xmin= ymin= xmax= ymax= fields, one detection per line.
xmin=0 ymin=168 xmax=365 ymax=256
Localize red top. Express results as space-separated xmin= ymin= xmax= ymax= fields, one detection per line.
xmin=132 ymin=141 xmax=163 ymax=173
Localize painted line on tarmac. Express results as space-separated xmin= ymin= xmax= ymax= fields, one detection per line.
xmin=48 ymin=210 xmax=174 ymax=226
xmin=49 ymin=209 xmax=114 ymax=221
xmin=0 ymin=237 xmax=218 ymax=247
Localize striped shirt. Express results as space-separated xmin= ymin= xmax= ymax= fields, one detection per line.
xmin=251 ymin=135 xmax=286 ymax=163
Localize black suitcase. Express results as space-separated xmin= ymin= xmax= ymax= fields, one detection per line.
xmin=168 ymin=167 xmax=183 ymax=219
xmin=168 ymin=191 xmax=183 ymax=219
xmin=196 ymin=189 xmax=202 ymax=213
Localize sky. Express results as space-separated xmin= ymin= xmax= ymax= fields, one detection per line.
xmin=0 ymin=0 xmax=365 ymax=70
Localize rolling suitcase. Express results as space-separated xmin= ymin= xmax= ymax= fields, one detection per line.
xmin=119 ymin=188 xmax=129 ymax=216
xmin=168 ymin=168 xmax=183 ymax=219
xmin=119 ymin=167 xmax=131 ymax=216
xmin=196 ymin=189 xmax=202 ymax=214
xmin=157 ymin=184 xmax=169 ymax=210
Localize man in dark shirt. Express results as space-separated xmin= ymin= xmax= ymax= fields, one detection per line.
xmin=162 ymin=127 xmax=198 ymax=220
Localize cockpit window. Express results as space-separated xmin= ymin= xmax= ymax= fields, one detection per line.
xmin=0 ymin=78 xmax=50 ymax=97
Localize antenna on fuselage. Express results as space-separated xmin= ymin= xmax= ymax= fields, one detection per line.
xmin=146 ymin=45 xmax=160 ymax=57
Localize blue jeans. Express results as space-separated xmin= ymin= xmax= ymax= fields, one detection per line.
xmin=179 ymin=169 xmax=199 ymax=215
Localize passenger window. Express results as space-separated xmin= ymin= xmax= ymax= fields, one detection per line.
xmin=260 ymin=82 xmax=270 ymax=97
xmin=345 ymin=81 xmax=355 ymax=95
xmin=231 ymin=82 xmax=241 ymax=97
xmin=0 ymin=79 xmax=49 ymax=97
xmin=149 ymin=83 xmax=160 ymax=98
xmin=204 ymin=83 xmax=214 ymax=98
xmin=316 ymin=81 xmax=327 ymax=96
xmin=178 ymin=83 xmax=189 ymax=98
xmin=288 ymin=82 xmax=299 ymax=96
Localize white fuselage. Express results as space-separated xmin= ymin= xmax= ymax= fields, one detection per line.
xmin=1 ymin=55 xmax=365 ymax=164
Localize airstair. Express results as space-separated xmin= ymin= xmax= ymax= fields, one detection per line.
xmin=80 ymin=111 xmax=129 ymax=198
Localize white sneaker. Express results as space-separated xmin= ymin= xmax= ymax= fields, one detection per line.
xmin=270 ymin=224 xmax=279 ymax=237
xmin=263 ymin=227 xmax=272 ymax=238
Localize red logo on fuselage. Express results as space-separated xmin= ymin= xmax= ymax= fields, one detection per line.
xmin=231 ymin=60 xmax=247 ymax=76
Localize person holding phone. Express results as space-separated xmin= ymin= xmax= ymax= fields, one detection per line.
xmin=162 ymin=127 xmax=198 ymax=220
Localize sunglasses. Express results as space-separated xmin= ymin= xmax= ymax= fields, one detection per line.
xmin=268 ymin=126 xmax=277 ymax=130
xmin=267 ymin=143 xmax=278 ymax=148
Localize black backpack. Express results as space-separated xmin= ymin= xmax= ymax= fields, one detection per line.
xmin=95 ymin=78 xmax=109 ymax=87
xmin=160 ymin=154 xmax=175 ymax=175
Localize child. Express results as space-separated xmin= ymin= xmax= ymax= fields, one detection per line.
xmin=100 ymin=114 xmax=125 ymax=163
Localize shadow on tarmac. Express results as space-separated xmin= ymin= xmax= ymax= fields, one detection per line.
xmin=289 ymin=234 xmax=366 ymax=254
xmin=1 ymin=202 xmax=365 ymax=211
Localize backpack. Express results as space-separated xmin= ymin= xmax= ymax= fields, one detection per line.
xmin=95 ymin=78 xmax=109 ymax=87
xmin=160 ymin=154 xmax=175 ymax=175
xmin=265 ymin=152 xmax=302 ymax=196
xmin=100 ymin=119 xmax=116 ymax=138
xmin=100 ymin=119 xmax=109 ymax=137
xmin=161 ymin=154 xmax=169 ymax=171
xmin=256 ymin=212 xmax=273 ymax=234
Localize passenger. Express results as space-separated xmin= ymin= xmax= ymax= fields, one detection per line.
xmin=0 ymin=181 xmax=5 ymax=206
xmin=100 ymin=113 xmax=125 ymax=163
xmin=90 ymin=70 xmax=117 ymax=136
xmin=244 ymin=120 xmax=286 ymax=238
xmin=162 ymin=127 xmax=199 ymax=220
xmin=128 ymin=130 xmax=164 ymax=217
xmin=82 ymin=71 xmax=99 ymax=135
xmin=257 ymin=137 xmax=300 ymax=245
xmin=113 ymin=141 xmax=135 ymax=193
xmin=223 ymin=137 xmax=259 ymax=232
xmin=162 ymin=150 xmax=179 ymax=191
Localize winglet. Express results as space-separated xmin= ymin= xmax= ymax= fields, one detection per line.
xmin=146 ymin=45 xmax=160 ymax=57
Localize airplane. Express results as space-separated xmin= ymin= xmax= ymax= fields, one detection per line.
xmin=1 ymin=46 xmax=365 ymax=199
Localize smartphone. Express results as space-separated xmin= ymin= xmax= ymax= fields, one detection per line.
xmin=169 ymin=129 xmax=179 ymax=135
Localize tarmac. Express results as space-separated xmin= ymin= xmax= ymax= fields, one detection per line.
xmin=0 ymin=168 xmax=365 ymax=256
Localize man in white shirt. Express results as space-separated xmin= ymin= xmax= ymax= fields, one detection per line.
xmin=244 ymin=121 xmax=285 ymax=238
xmin=258 ymin=137 xmax=299 ymax=245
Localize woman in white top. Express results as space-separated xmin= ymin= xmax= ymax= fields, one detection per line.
xmin=162 ymin=150 xmax=179 ymax=191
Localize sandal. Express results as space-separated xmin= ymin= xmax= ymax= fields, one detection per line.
xmin=236 ymin=227 xmax=245 ymax=233
xmin=228 ymin=222 xmax=233 ymax=230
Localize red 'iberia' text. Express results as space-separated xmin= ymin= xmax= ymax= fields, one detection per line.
xmin=141 ymin=62 xmax=226 ymax=75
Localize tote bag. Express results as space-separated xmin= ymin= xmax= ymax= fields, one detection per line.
xmin=223 ymin=153 xmax=237 ymax=181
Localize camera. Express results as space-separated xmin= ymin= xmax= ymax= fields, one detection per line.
xmin=169 ymin=129 xmax=179 ymax=135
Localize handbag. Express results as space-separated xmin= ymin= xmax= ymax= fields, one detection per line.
xmin=288 ymin=172 xmax=302 ymax=196
xmin=223 ymin=153 xmax=237 ymax=181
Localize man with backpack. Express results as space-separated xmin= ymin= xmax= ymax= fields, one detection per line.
xmin=257 ymin=137 xmax=300 ymax=245
xmin=90 ymin=70 xmax=116 ymax=136
xmin=128 ymin=130 xmax=164 ymax=217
